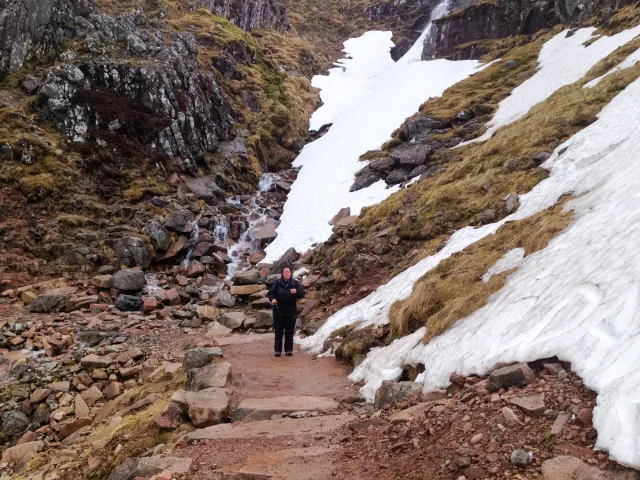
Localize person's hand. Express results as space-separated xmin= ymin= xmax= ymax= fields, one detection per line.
xmin=271 ymin=299 xmax=277 ymax=305
xmin=290 ymin=288 xmax=297 ymax=295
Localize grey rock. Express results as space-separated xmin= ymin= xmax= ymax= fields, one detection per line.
xmin=350 ymin=170 xmax=383 ymax=192
xmin=254 ymin=310 xmax=274 ymax=328
xmin=510 ymin=449 xmax=532 ymax=467
xmin=504 ymin=192 xmax=520 ymax=214
xmin=114 ymin=295 xmax=143 ymax=312
xmin=220 ymin=311 xmax=245 ymax=329
xmin=385 ymin=169 xmax=411 ymax=185
xmin=29 ymin=294 xmax=68 ymax=313
xmin=0 ymin=143 xmax=14 ymax=160
xmin=232 ymin=269 xmax=260 ymax=285
xmin=185 ymin=0 xmax=291 ymax=32
xmin=144 ymin=221 xmax=170 ymax=253
xmin=166 ymin=210 xmax=195 ymax=234
xmin=271 ymin=247 xmax=299 ymax=274
xmin=186 ymin=362 xmax=232 ymax=391
xmin=107 ymin=236 xmax=152 ymax=268
xmin=182 ymin=347 xmax=223 ymax=370
xmin=108 ymin=457 xmax=142 ymax=480
xmin=488 ymin=363 xmax=536 ymax=391
xmin=110 ymin=269 xmax=146 ymax=292
xmin=389 ymin=144 xmax=432 ymax=167
xmin=127 ymin=33 xmax=147 ymax=54
xmin=402 ymin=117 xmax=443 ymax=141
xmin=1 ymin=410 xmax=29 ymax=437
xmin=374 ymin=381 xmax=423 ymax=410
xmin=214 ymin=290 xmax=236 ymax=308
xmin=21 ymin=75 xmax=42 ymax=94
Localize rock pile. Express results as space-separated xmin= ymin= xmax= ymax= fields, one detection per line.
xmin=334 ymin=360 xmax=639 ymax=479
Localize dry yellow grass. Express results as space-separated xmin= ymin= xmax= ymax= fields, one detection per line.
xmin=389 ymin=200 xmax=574 ymax=342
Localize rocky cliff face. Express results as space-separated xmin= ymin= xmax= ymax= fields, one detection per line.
xmin=365 ymin=0 xmax=441 ymax=59
xmin=423 ymin=0 xmax=634 ymax=59
xmin=184 ymin=0 xmax=291 ymax=31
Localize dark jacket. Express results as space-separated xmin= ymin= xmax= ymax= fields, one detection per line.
xmin=268 ymin=276 xmax=305 ymax=314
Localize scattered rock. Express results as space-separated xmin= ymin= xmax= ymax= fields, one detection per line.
xmin=115 ymin=294 xmax=143 ymax=312
xmin=511 ymin=449 xmax=532 ymax=467
xmin=220 ymin=311 xmax=246 ymax=329
xmin=110 ymin=269 xmax=146 ymax=292
xmin=374 ymin=381 xmax=422 ymax=410
xmin=510 ymin=394 xmax=546 ymax=416
xmin=488 ymin=363 xmax=536 ymax=391
xmin=182 ymin=347 xmax=223 ymax=370
xmin=29 ymin=294 xmax=68 ymax=313
xmin=187 ymin=362 xmax=232 ymax=391
xmin=1 ymin=410 xmax=29 ymax=437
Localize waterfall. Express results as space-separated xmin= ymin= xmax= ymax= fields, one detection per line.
xmin=181 ymin=209 xmax=204 ymax=267
xmin=259 ymin=173 xmax=277 ymax=192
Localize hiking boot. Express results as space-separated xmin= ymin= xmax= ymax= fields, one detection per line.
xmin=286 ymin=352 xmax=293 ymax=357
xmin=275 ymin=352 xmax=281 ymax=357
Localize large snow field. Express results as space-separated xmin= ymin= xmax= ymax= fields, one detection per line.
xmin=348 ymin=75 xmax=640 ymax=468
xmin=470 ymin=25 xmax=640 ymax=143
xmin=264 ymin=5 xmax=484 ymax=262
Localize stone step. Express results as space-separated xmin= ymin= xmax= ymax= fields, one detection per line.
xmin=216 ymin=446 xmax=336 ymax=480
xmin=233 ymin=396 xmax=339 ymax=422
xmin=213 ymin=333 xmax=273 ymax=347
xmin=185 ymin=413 xmax=353 ymax=442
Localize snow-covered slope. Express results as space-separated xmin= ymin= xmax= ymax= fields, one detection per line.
xmin=351 ymin=73 xmax=640 ymax=468
xmin=264 ymin=4 xmax=484 ymax=261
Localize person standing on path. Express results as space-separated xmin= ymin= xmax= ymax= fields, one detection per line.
xmin=269 ymin=266 xmax=305 ymax=357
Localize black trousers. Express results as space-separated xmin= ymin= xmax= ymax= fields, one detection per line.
xmin=274 ymin=309 xmax=296 ymax=354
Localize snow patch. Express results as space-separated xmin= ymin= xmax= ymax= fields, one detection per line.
xmin=469 ymin=26 xmax=640 ymax=144
xmin=264 ymin=9 xmax=484 ymax=262
xmin=482 ymin=248 xmax=525 ymax=283
xmin=585 ymin=47 xmax=640 ymax=87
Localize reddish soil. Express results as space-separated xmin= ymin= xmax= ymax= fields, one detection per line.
xmin=222 ymin=338 xmax=361 ymax=403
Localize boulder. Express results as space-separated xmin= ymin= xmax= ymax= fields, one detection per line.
xmin=350 ymin=170 xmax=383 ymax=192
xmin=1 ymin=410 xmax=29 ymax=437
xmin=186 ymin=260 xmax=206 ymax=278
xmin=331 ymin=207 xmax=351 ymax=225
xmin=29 ymin=294 xmax=68 ymax=313
xmin=251 ymin=297 xmax=273 ymax=309
xmin=402 ymin=117 xmax=442 ymax=140
xmin=214 ymin=290 xmax=236 ymax=307
xmin=144 ymin=221 xmax=171 ymax=253
xmin=220 ymin=311 xmax=246 ymax=329
xmin=374 ymin=381 xmax=422 ymax=410
xmin=154 ymin=401 xmax=186 ymax=429
xmin=115 ymin=295 xmax=143 ymax=312
xmin=81 ymin=354 xmax=113 ymax=368
xmin=385 ymin=169 xmax=410 ymax=185
xmin=332 ymin=216 xmax=358 ymax=231
xmin=511 ymin=449 xmax=532 ymax=467
xmin=1 ymin=441 xmax=45 ymax=464
xmin=230 ymin=284 xmax=265 ymax=296
xmin=234 ymin=396 xmax=339 ymax=422
xmin=488 ymin=363 xmax=536 ymax=391
xmin=182 ymin=347 xmax=223 ymax=371
xmin=389 ymin=144 xmax=432 ymax=167
xmin=254 ymin=310 xmax=274 ymax=328
xmin=250 ymin=217 xmax=279 ymax=243
xmin=57 ymin=416 xmax=92 ymax=440
xmin=271 ymin=247 xmax=300 ymax=273
xmin=205 ymin=322 xmax=233 ymax=338
xmin=232 ymin=269 xmax=260 ymax=285
xmin=186 ymin=362 xmax=232 ymax=391
xmin=182 ymin=177 xmax=224 ymax=205
xmin=510 ymin=394 xmax=546 ymax=416
xmin=110 ymin=269 xmax=146 ymax=292
xmin=170 ymin=388 xmax=232 ymax=427
xmin=196 ymin=305 xmax=220 ymax=322
xmin=165 ymin=210 xmax=194 ymax=233
xmin=108 ymin=236 xmax=152 ymax=269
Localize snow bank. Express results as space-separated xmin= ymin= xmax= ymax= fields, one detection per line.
xmin=470 ymin=26 xmax=640 ymax=143
xmin=349 ymin=75 xmax=640 ymax=468
xmin=264 ymin=7 xmax=484 ymax=262
xmin=481 ymin=248 xmax=525 ymax=283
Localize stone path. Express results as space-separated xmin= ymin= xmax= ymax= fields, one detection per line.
xmin=171 ymin=338 xmax=362 ymax=480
